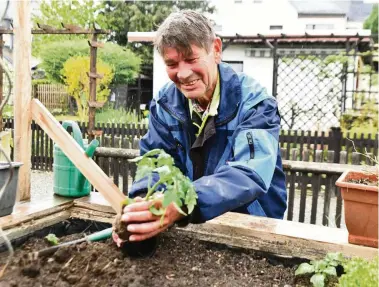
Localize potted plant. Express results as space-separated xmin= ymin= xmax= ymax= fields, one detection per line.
xmin=0 ymin=160 xmax=23 ymax=216
xmin=336 ymin=155 xmax=378 ymax=248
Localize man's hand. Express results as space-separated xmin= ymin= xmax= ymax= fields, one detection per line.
xmin=113 ymin=197 xmax=185 ymax=243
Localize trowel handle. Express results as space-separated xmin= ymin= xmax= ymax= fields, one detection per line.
xmin=86 ymin=227 xmax=113 ymax=242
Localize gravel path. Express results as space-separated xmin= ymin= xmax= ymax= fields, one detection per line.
xmin=31 ymin=170 xmax=346 ymax=229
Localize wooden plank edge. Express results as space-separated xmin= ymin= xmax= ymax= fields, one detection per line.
xmin=1 ymin=200 xmax=73 ymax=231
xmin=177 ymin=222 xmax=377 ymax=261
xmin=70 ymin=207 xmax=114 ymax=224
xmin=1 ymin=210 xmax=71 ymax=244
xmin=30 ymin=99 xmax=124 ymax=212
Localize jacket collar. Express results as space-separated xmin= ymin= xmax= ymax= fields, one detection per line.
xmin=157 ymin=62 xmax=241 ymax=126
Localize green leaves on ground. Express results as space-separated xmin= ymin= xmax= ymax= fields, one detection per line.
xmin=295 ymin=252 xmax=345 ymax=287
xmin=126 ymin=149 xmax=197 ymax=222
xmin=339 ymin=256 xmax=378 ymax=287
xmin=45 ymin=234 xmax=59 ymax=246
xmin=295 ymin=252 xmax=378 ymax=287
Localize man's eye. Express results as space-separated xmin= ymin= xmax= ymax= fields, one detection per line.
xmin=187 ymin=58 xmax=197 ymax=63
xmin=167 ymin=63 xmax=177 ymax=68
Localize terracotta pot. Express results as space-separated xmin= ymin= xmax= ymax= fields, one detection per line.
xmin=336 ymin=170 xmax=378 ymax=248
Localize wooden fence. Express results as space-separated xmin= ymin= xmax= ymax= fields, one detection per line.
xmin=33 ymin=84 xmax=69 ymax=111
xmin=93 ymin=146 xmax=373 ymax=229
xmin=2 ymin=118 xmax=378 ymax=170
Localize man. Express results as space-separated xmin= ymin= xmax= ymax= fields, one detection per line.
xmin=114 ymin=10 xmax=287 ymax=245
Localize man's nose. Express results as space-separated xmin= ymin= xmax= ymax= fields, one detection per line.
xmin=177 ymin=63 xmax=192 ymax=80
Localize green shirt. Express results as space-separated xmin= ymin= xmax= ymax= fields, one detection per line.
xmin=189 ymin=74 xmax=220 ymax=137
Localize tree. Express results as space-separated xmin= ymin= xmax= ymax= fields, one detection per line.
xmin=32 ymin=0 xmax=107 ymax=56
xmin=38 ymin=40 xmax=141 ymax=85
xmin=101 ymin=1 xmax=216 ymax=64
xmin=364 ymin=4 xmax=378 ymax=42
xmin=62 ymin=56 xmax=113 ymax=120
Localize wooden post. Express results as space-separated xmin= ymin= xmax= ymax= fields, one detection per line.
xmin=88 ymin=34 xmax=98 ymax=141
xmin=0 ymin=34 xmax=3 ymax=132
xmin=14 ymin=1 xmax=32 ymax=201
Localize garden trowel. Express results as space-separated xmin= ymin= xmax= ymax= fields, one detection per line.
xmin=33 ymin=228 xmax=113 ymax=258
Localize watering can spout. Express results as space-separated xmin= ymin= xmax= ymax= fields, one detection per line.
xmin=75 ymin=139 xmax=99 ymax=192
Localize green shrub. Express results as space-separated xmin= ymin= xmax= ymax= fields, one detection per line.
xmin=39 ymin=40 xmax=141 ymax=85
xmin=339 ymin=256 xmax=378 ymax=287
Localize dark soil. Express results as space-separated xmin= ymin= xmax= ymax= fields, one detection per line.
xmin=0 ymin=229 xmax=300 ymax=287
xmin=348 ymin=178 xmax=378 ymax=186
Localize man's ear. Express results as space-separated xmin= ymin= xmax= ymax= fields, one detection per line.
xmin=213 ymin=37 xmax=222 ymax=64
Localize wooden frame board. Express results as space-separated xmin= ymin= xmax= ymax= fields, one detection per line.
xmin=0 ymin=193 xmax=376 ymax=261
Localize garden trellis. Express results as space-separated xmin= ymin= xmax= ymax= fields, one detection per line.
xmin=0 ymin=3 xmax=111 ymax=200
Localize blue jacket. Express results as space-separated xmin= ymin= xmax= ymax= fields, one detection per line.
xmin=130 ymin=63 xmax=287 ymax=223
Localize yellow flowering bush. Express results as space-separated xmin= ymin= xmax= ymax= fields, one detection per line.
xmin=62 ymin=56 xmax=114 ymax=120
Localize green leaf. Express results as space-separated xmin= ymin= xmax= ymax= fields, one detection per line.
xmin=128 ymin=155 xmax=143 ymax=163
xmin=157 ymin=152 xmax=174 ymax=167
xmin=149 ymin=205 xmax=165 ymax=216
xmin=295 ymin=263 xmax=315 ymax=275
xmin=135 ymin=165 xmax=155 ymax=181
xmin=143 ymin=149 xmax=163 ymax=158
xmin=45 ymin=234 xmax=59 ymax=246
xmin=310 ymin=274 xmax=325 ymax=287
xmin=312 ymin=260 xmax=328 ymax=272
xmin=173 ymin=202 xmax=187 ymax=216
xmin=325 ymin=252 xmax=345 ymax=263
xmin=122 ymin=197 xmax=135 ymax=206
xmin=323 ymin=266 xmax=337 ymax=277
xmin=162 ymin=188 xmax=179 ymax=208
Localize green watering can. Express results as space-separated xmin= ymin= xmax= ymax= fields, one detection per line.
xmin=53 ymin=120 xmax=99 ymax=197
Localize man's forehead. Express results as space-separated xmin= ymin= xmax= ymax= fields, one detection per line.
xmin=162 ymin=45 xmax=203 ymax=60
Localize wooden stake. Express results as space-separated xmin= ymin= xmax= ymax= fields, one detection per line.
xmin=14 ymin=1 xmax=32 ymax=201
xmin=31 ymin=99 xmax=124 ymax=212
xmin=88 ymin=34 xmax=98 ymax=141
xmin=0 ymin=34 xmax=3 ymax=132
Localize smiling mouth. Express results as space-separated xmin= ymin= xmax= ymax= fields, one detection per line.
xmin=181 ymin=79 xmax=199 ymax=87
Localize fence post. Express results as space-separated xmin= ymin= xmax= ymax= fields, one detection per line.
xmin=329 ymin=127 xmax=342 ymax=163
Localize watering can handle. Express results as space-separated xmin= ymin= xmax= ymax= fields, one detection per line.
xmin=61 ymin=121 xmax=84 ymax=149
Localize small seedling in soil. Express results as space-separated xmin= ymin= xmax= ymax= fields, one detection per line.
xmin=113 ymin=149 xmax=197 ymax=255
xmin=295 ymin=252 xmax=345 ymax=287
xmin=45 ymin=234 xmax=59 ymax=246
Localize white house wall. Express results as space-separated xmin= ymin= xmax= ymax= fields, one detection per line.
xmin=209 ymin=0 xmax=300 ymax=34
xmin=222 ymin=44 xmax=274 ymax=95
xmin=299 ymin=16 xmax=347 ymax=30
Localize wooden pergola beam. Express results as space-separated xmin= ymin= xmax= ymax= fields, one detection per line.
xmin=0 ymin=29 xmax=110 ymax=35
xmin=14 ymin=1 xmax=32 ymax=201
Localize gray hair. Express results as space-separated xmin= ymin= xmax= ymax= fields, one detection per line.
xmin=154 ymin=10 xmax=216 ymax=57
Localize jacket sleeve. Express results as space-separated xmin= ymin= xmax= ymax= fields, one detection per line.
xmin=190 ymin=97 xmax=280 ymax=223
xmin=128 ymin=98 xmax=185 ymax=198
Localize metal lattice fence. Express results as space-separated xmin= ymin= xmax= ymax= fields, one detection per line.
xmin=276 ymin=52 xmax=345 ymax=130
xmin=273 ymin=41 xmax=378 ymax=131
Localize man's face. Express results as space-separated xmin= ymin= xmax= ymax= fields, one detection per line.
xmin=162 ymin=38 xmax=222 ymax=104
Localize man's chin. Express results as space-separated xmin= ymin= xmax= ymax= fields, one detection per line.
xmin=180 ymin=90 xmax=204 ymax=100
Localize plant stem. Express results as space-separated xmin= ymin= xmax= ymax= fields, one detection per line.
xmin=144 ymin=180 xmax=162 ymax=200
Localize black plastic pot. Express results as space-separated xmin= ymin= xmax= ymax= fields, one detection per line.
xmin=0 ymin=162 xmax=23 ymax=217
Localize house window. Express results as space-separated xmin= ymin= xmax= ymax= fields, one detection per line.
xmin=224 ymin=61 xmax=243 ymax=73
xmin=253 ymin=0 xmax=262 ymax=3
xmin=306 ymin=24 xmax=334 ymax=30
xmin=270 ymin=25 xmax=283 ymax=30
xmin=234 ymin=0 xmax=242 ymax=3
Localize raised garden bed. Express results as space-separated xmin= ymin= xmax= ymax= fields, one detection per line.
xmin=0 ymin=194 xmax=376 ymax=287
xmin=0 ymin=219 xmax=298 ymax=287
